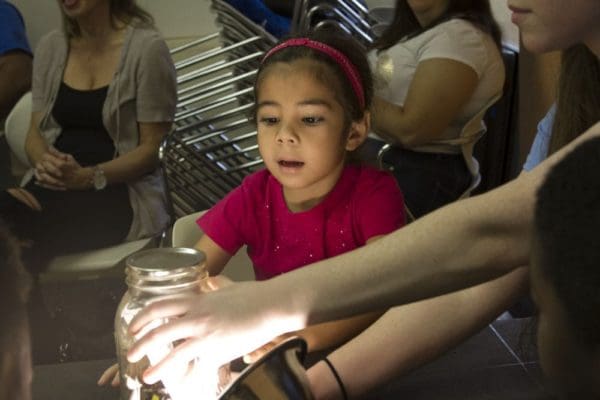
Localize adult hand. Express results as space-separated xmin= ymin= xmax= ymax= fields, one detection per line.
xmin=35 ymin=147 xmax=90 ymax=190
xmin=34 ymin=146 xmax=69 ymax=190
xmin=126 ymin=280 xmax=305 ymax=385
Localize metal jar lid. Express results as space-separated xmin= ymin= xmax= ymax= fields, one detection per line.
xmin=126 ymin=247 xmax=206 ymax=275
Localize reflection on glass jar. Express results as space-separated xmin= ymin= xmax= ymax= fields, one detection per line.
xmin=114 ymin=247 xmax=229 ymax=400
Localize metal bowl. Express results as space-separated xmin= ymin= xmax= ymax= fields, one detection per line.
xmin=219 ymin=337 xmax=314 ymax=400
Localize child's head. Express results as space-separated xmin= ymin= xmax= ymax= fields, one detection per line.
xmin=531 ymin=137 xmax=600 ymax=398
xmin=0 ymin=220 xmax=32 ymax=399
xmin=254 ymin=31 xmax=373 ymax=202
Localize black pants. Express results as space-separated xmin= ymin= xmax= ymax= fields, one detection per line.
xmin=1 ymin=182 xmax=132 ymax=273
xmin=358 ymin=138 xmax=472 ymax=219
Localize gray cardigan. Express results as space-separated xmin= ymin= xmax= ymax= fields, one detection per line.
xmin=30 ymin=24 xmax=177 ymax=240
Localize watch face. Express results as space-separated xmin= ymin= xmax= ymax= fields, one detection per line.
xmin=94 ymin=168 xmax=107 ymax=190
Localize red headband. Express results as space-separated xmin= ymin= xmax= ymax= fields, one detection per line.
xmin=262 ymin=38 xmax=365 ymax=109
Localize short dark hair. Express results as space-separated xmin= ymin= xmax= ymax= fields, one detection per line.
xmin=534 ymin=137 xmax=600 ymax=345
xmin=255 ymin=29 xmax=374 ymax=127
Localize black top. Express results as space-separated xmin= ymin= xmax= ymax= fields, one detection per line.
xmin=52 ymin=82 xmax=115 ymax=166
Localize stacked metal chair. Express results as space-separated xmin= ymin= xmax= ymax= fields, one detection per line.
xmin=291 ymin=0 xmax=379 ymax=46
xmin=161 ymin=0 xmax=277 ymax=218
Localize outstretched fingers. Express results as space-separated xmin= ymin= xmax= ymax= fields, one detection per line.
xmin=128 ymin=296 xmax=196 ymax=335
xmin=141 ymin=334 xmax=215 ymax=384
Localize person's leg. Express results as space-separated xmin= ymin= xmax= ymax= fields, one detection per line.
xmin=1 ymin=183 xmax=133 ymax=273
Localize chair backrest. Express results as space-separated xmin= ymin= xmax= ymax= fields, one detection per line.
xmin=172 ymin=210 xmax=206 ymax=248
xmin=172 ymin=210 xmax=255 ymax=281
xmin=4 ymin=92 xmax=32 ymax=179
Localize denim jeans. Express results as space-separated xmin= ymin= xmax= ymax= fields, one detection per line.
xmin=358 ymin=138 xmax=472 ymax=220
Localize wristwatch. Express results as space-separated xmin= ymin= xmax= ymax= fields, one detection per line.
xmin=92 ymin=165 xmax=107 ymax=190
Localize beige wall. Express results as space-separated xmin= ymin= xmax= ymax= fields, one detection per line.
xmin=490 ymin=0 xmax=518 ymax=49
xmin=11 ymin=0 xmax=218 ymax=50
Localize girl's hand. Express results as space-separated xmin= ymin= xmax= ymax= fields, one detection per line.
xmin=242 ymin=332 xmax=296 ymax=364
xmin=97 ymin=363 xmax=120 ymax=387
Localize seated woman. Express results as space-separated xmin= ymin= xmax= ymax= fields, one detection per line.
xmin=367 ymin=0 xmax=505 ymax=218
xmin=0 ymin=0 xmax=177 ymax=273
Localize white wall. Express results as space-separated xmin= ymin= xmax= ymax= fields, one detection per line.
xmin=490 ymin=0 xmax=519 ymax=49
xmin=11 ymin=0 xmax=218 ymax=50
xmin=14 ymin=1 xmax=517 ymax=50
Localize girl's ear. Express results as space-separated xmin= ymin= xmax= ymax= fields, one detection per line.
xmin=345 ymin=111 xmax=370 ymax=151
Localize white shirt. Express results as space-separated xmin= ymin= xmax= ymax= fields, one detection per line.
xmin=370 ymin=19 xmax=505 ymax=154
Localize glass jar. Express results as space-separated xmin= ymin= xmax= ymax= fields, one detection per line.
xmin=115 ymin=247 xmax=227 ymax=400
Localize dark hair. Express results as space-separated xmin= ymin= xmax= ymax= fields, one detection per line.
xmin=534 ymin=137 xmax=600 ymax=346
xmin=549 ymin=44 xmax=600 ymax=155
xmin=255 ymin=29 xmax=374 ymax=127
xmin=373 ymin=0 xmax=502 ymax=51
xmin=62 ymin=0 xmax=154 ymax=38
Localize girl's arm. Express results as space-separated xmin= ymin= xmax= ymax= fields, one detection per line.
xmin=307 ymin=267 xmax=528 ymax=399
xmin=194 ymin=234 xmax=233 ymax=277
xmin=372 ymin=58 xmax=478 ymax=147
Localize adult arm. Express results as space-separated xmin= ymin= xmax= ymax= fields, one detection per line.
xmin=307 ymin=267 xmax=528 ymax=399
xmin=372 ymin=58 xmax=478 ymax=147
xmin=0 ymin=51 xmax=32 ymax=121
xmin=248 ymin=235 xmax=388 ymax=359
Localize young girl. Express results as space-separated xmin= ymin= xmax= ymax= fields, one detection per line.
xmin=100 ymin=31 xmax=405 ymax=387
xmin=195 ymin=30 xmax=405 ymax=354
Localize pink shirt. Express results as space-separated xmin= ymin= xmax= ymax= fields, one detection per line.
xmin=197 ymin=164 xmax=405 ymax=280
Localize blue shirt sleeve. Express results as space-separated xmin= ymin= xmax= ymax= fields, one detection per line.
xmin=0 ymin=1 xmax=32 ymax=56
xmin=522 ymin=104 xmax=556 ymax=172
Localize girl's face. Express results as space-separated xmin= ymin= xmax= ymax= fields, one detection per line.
xmin=59 ymin=0 xmax=107 ymax=20
xmin=530 ymin=243 xmax=599 ymax=398
xmin=507 ymin=0 xmax=600 ymax=55
xmin=256 ymin=60 xmax=367 ymax=209
xmin=406 ymin=0 xmax=450 ymax=26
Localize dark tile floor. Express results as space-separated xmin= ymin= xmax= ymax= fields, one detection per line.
xmin=29 ymin=274 xmax=127 ymax=365
xmin=366 ymin=317 xmax=552 ymax=399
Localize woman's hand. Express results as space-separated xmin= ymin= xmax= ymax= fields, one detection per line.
xmin=34 ymin=147 xmax=91 ymax=190
xmin=126 ymin=280 xmax=305 ymax=385
xmin=34 ymin=146 xmax=68 ymax=190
